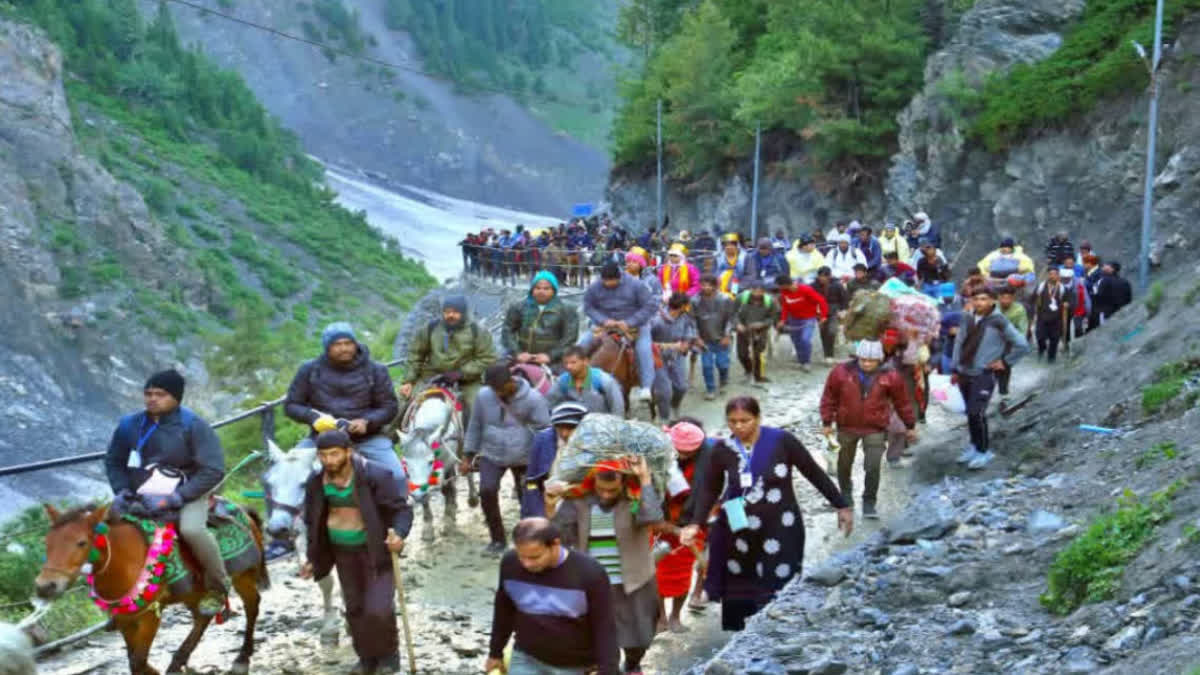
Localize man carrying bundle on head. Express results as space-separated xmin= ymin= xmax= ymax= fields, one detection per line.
xmin=551 ymin=455 xmax=664 ymax=675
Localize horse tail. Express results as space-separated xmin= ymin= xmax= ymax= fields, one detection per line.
xmin=244 ymin=508 xmax=272 ymax=591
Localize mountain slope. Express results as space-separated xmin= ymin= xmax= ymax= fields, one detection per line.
xmin=145 ymin=0 xmax=621 ymax=214
xmin=0 ymin=2 xmax=435 ymax=510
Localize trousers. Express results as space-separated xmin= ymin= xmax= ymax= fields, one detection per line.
xmin=179 ymin=494 xmax=231 ymax=591
xmin=508 ymin=649 xmax=588 ymax=675
xmin=652 ymin=357 xmax=688 ymax=421
xmin=835 ymin=431 xmax=886 ymax=504
xmin=786 ymin=318 xmax=817 ymax=364
xmin=333 ymin=546 xmax=399 ymax=662
xmin=578 ymin=326 xmax=655 ymax=390
xmin=736 ymin=329 xmax=768 ymax=379
xmin=818 ymin=318 xmax=838 ymax=359
xmin=1036 ymin=316 xmax=1063 ymax=362
xmin=958 ymin=371 xmax=995 ymax=452
xmin=479 ymin=457 xmax=527 ymax=544
xmin=700 ymin=340 xmax=731 ymax=393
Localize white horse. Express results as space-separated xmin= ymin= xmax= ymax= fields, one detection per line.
xmin=260 ymin=440 xmax=340 ymax=646
xmin=395 ymin=392 xmax=476 ymax=542
xmin=0 ymin=623 xmax=34 ymax=675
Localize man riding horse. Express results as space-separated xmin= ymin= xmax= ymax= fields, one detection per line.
xmin=104 ymin=369 xmax=229 ymax=617
xmin=284 ymin=322 xmax=403 ymax=479
xmin=501 ymin=270 xmax=579 ymax=371
xmin=400 ymin=295 xmax=497 ymax=413
xmin=579 ymin=261 xmax=659 ymax=404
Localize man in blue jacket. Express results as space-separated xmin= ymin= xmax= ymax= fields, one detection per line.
xmin=579 ymin=262 xmax=658 ymax=403
xmin=855 ymin=226 xmax=883 ymax=274
xmin=520 ymin=402 xmax=588 ymax=518
xmin=105 ymin=369 xmax=229 ymax=616
xmin=743 ymin=238 xmax=790 ymax=283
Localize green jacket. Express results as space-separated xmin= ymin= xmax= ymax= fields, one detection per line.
xmin=1001 ymin=301 xmax=1029 ymax=336
xmin=501 ymin=297 xmax=579 ymax=363
xmin=403 ymin=320 xmax=497 ymax=385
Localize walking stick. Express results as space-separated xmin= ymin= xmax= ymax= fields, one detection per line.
xmin=387 ymin=528 xmax=418 ymax=675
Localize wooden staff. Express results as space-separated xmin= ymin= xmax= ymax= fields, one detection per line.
xmin=387 ymin=528 xmax=417 ymax=675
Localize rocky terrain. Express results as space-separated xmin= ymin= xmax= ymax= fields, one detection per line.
xmin=607 ymin=0 xmax=1200 ymax=273
xmin=702 ymin=263 xmax=1200 ymax=674
xmin=146 ymin=0 xmax=615 ymax=215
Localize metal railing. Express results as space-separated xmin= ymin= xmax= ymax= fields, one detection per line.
xmin=1 ymin=357 xmax=407 ymax=657
xmin=0 ymin=358 xmax=406 ymax=479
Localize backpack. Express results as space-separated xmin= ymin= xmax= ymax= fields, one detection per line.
xmin=736 ymin=290 xmax=774 ymax=308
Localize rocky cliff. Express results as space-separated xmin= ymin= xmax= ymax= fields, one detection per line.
xmin=147 ymin=0 xmax=613 ymax=215
xmin=607 ymin=0 xmax=1200 ymax=277
xmin=0 ymin=20 xmax=195 ymax=507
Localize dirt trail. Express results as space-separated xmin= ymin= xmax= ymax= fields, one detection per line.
xmin=37 ymin=344 xmax=949 ymax=675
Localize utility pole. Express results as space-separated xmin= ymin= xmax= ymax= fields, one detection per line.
xmin=1134 ymin=0 xmax=1165 ymax=293
xmin=750 ymin=122 xmax=761 ymax=242
xmin=656 ymin=98 xmax=663 ymax=231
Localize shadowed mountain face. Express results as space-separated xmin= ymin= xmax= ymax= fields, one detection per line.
xmin=146 ymin=0 xmax=614 ymax=215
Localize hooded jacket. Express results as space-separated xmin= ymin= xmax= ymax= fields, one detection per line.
xmin=403 ymin=313 xmax=497 ymax=386
xmin=786 ymin=246 xmax=826 ymax=284
xmin=583 ymin=273 xmax=658 ymax=329
xmin=951 ymin=305 xmax=1031 ymax=376
xmin=285 ymin=343 xmax=400 ymax=441
xmin=820 ymin=359 xmax=916 ymax=434
xmin=977 ymin=247 xmax=1036 ymax=282
xmin=465 ymin=379 xmax=551 ymax=466
xmin=828 ymin=245 xmax=867 ymax=280
xmin=650 ymin=309 xmax=698 ymax=361
xmin=878 ymin=232 xmax=911 ymax=262
xmin=502 ymin=271 xmax=580 ymax=363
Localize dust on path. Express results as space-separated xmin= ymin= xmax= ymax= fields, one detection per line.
xmin=37 ymin=344 xmax=941 ymax=675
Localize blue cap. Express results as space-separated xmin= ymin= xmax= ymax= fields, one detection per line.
xmin=321 ymin=321 xmax=357 ymax=351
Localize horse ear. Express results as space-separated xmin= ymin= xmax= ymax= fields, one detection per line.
xmin=267 ymin=439 xmax=286 ymax=464
xmin=89 ymin=503 xmax=110 ymax=525
xmin=43 ymin=504 xmax=60 ymax=523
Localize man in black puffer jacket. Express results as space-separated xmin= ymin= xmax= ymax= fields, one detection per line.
xmin=285 ymin=322 xmax=403 ymax=479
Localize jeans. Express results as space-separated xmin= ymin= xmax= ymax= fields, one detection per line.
xmin=508 ymin=649 xmax=588 ymax=675
xmin=835 ymin=431 xmax=886 ymax=504
xmin=700 ymin=340 xmax=731 ymax=393
xmin=958 ymin=371 xmax=995 ymax=452
xmin=298 ymin=434 xmax=406 ymax=481
xmin=652 ymin=357 xmax=688 ymax=421
xmin=179 ymin=493 xmax=231 ymax=591
xmin=578 ymin=325 xmax=655 ymax=390
xmin=786 ymin=318 xmax=817 ymax=364
xmin=478 ymin=457 xmax=526 ymax=545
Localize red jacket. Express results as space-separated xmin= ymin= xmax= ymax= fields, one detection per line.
xmin=779 ymin=285 xmax=829 ymax=322
xmin=819 ymin=360 xmax=916 ymax=434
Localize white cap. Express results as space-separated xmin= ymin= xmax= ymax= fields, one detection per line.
xmin=914 ymin=212 xmax=929 ymax=222
xmin=855 ymin=340 xmax=884 ymax=360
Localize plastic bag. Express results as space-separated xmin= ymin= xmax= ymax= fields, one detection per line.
xmin=550 ymin=414 xmax=674 ymax=494
xmin=928 ymin=373 xmax=965 ymax=414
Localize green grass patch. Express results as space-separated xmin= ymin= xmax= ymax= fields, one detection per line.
xmin=971 ymin=0 xmax=1200 ymax=152
xmin=1145 ymin=281 xmax=1165 ymax=317
xmin=1040 ymin=481 xmax=1184 ymax=615
xmin=1141 ymin=358 xmax=1200 ymax=415
xmin=1135 ymin=441 xmax=1179 ymax=469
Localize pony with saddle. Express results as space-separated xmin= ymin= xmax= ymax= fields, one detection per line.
xmin=36 ymin=500 xmax=267 ymax=675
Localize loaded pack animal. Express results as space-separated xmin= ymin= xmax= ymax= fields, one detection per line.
xmin=36 ymin=502 xmax=267 ymax=675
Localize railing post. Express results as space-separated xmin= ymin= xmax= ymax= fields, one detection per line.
xmin=259 ymin=406 xmax=276 ymax=449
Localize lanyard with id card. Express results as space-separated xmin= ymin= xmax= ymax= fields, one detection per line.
xmin=127 ymin=418 xmax=159 ymax=469
xmin=723 ymin=436 xmax=756 ymax=532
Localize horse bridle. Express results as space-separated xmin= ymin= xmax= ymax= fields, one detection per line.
xmin=262 ymin=480 xmax=302 ymax=524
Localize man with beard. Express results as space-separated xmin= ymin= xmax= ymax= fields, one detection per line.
xmin=400 ymin=295 xmax=497 ymax=411
xmin=301 ymin=429 xmax=412 ymax=675
xmin=285 ymin=322 xmax=403 ymax=478
xmin=552 ymin=457 xmax=663 ymax=675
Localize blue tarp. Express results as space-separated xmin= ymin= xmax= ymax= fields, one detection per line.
xmin=572 ymin=203 xmax=594 ymax=217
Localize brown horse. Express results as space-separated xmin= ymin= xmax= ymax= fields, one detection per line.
xmin=589 ymin=330 xmax=642 ymax=417
xmin=36 ymin=503 xmax=267 ymax=675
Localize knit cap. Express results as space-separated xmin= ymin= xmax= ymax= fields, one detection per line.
xmin=855 ymin=340 xmax=884 ymax=360
xmin=321 ymin=322 xmax=357 ymax=351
